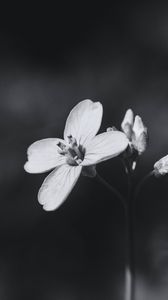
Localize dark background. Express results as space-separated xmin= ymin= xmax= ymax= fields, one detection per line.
xmin=1 ymin=3 xmax=168 ymax=299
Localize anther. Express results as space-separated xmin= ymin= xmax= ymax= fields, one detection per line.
xmin=57 ymin=141 xmax=67 ymax=155
xmin=67 ymin=135 xmax=77 ymax=147
xmin=57 ymin=141 xmax=66 ymax=150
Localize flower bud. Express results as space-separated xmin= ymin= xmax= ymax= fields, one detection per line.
xmin=121 ymin=109 xmax=134 ymax=140
xmin=154 ymin=155 xmax=168 ymax=177
xmin=132 ymin=115 xmax=148 ymax=155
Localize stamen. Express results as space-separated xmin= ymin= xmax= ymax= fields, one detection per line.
xmin=67 ymin=135 xmax=77 ymax=147
xmin=67 ymin=135 xmax=84 ymax=160
xmin=73 ymin=156 xmax=82 ymax=165
xmin=57 ymin=135 xmax=85 ymax=166
xmin=57 ymin=141 xmax=66 ymax=150
xmin=76 ymin=158 xmax=82 ymax=165
xmin=57 ymin=141 xmax=67 ymax=155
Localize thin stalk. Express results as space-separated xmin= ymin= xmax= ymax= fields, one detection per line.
xmin=125 ymin=169 xmax=135 ymax=300
xmin=134 ymin=171 xmax=154 ymax=200
xmin=95 ymin=170 xmax=135 ymax=300
xmin=96 ymin=173 xmax=126 ymax=210
xmin=125 ymin=170 xmax=153 ymax=300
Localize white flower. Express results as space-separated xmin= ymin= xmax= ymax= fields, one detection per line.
xmin=24 ymin=99 xmax=128 ymax=211
xmin=154 ymin=155 xmax=168 ymax=176
xmin=121 ymin=109 xmax=148 ymax=155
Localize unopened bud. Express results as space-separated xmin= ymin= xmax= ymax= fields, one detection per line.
xmin=121 ymin=109 xmax=134 ymax=139
xmin=154 ymin=155 xmax=168 ymax=177
xmin=132 ymin=115 xmax=148 ymax=155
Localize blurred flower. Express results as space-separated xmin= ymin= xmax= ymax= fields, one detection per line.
xmin=24 ymin=99 xmax=128 ymax=211
xmin=154 ymin=155 xmax=168 ymax=177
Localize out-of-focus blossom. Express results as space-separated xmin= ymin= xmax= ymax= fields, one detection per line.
xmin=24 ymin=99 xmax=128 ymax=211
xmin=154 ymin=155 xmax=168 ymax=177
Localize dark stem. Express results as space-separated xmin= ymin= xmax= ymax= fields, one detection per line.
xmin=125 ymin=168 xmax=135 ymax=300
xmin=95 ymin=170 xmax=135 ymax=300
xmin=134 ymin=171 xmax=154 ymax=200
xmin=124 ymin=170 xmax=154 ymax=300
xmin=95 ymin=173 xmax=126 ymax=210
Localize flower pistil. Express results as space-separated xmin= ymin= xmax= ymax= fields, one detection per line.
xmin=57 ymin=135 xmax=85 ymax=166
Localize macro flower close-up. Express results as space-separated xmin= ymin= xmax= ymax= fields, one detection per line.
xmin=24 ymin=99 xmax=128 ymax=211
xmin=2 ymin=4 xmax=168 ymax=300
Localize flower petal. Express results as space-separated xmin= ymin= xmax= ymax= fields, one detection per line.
xmin=82 ymin=131 xmax=129 ymax=166
xmin=64 ymin=99 xmax=103 ymax=146
xmin=38 ymin=164 xmax=82 ymax=211
xmin=24 ymin=138 xmax=67 ymax=174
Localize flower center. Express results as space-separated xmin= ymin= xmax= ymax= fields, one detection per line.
xmin=57 ymin=135 xmax=85 ymax=166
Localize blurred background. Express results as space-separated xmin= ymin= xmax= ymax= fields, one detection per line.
xmin=1 ymin=2 xmax=168 ymax=299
